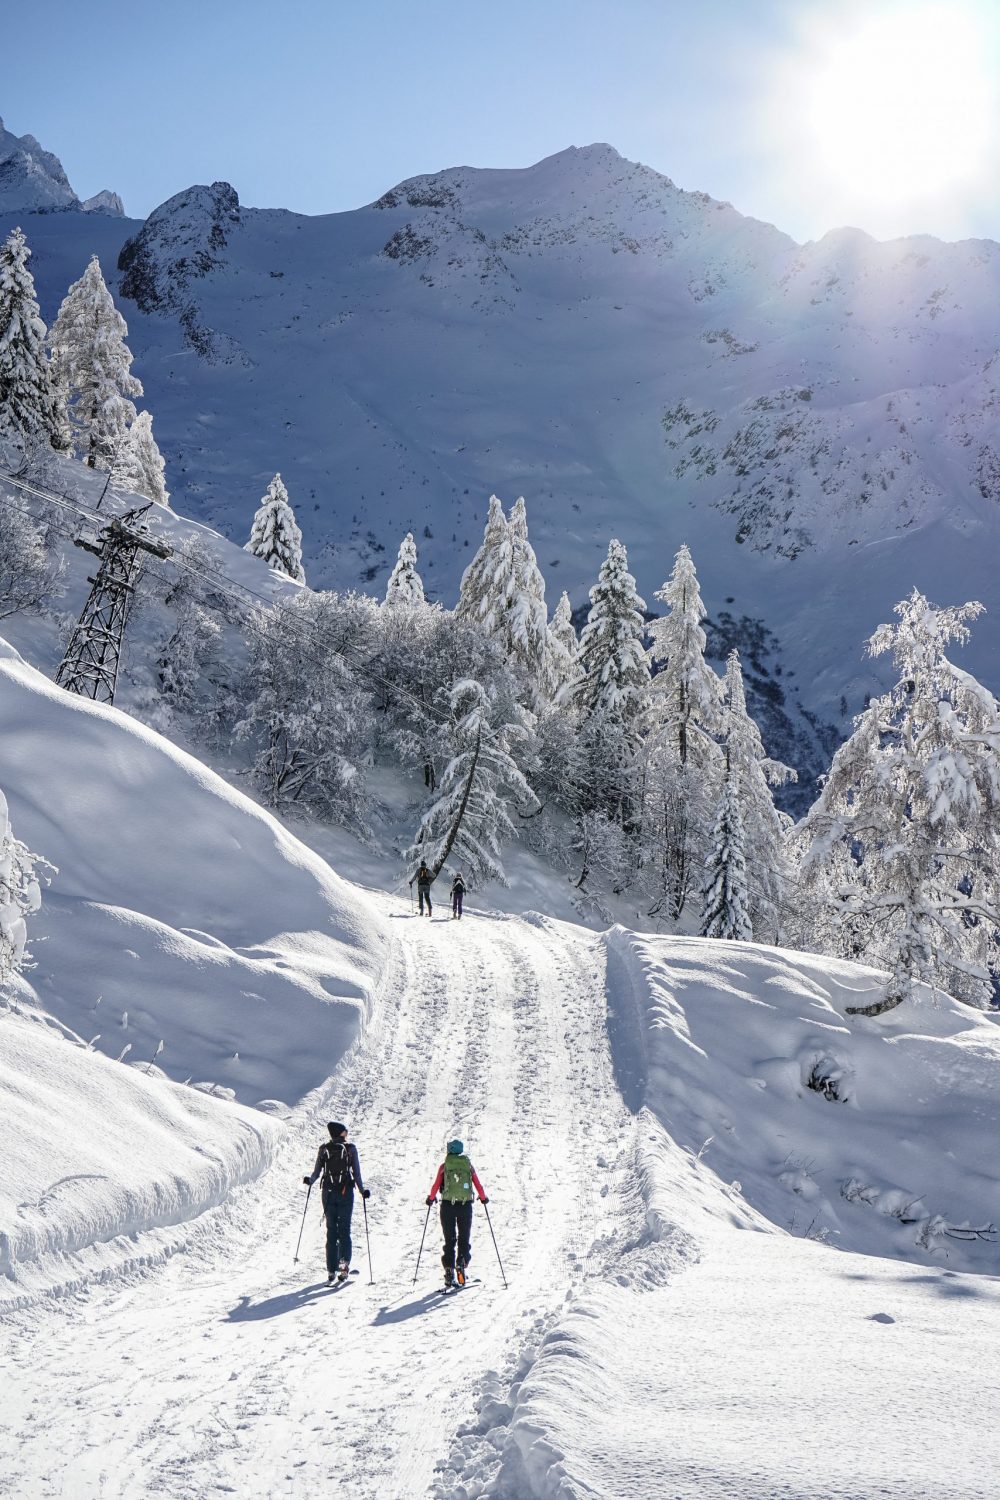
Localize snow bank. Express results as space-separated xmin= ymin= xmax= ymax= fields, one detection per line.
xmin=0 ymin=648 xmax=389 ymax=1109
xmin=0 ymin=1006 xmax=279 ymax=1303
xmin=467 ymin=930 xmax=1000 ymax=1499
xmin=606 ymin=929 xmax=1000 ymax=1266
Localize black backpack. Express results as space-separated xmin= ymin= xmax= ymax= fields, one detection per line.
xmin=322 ymin=1140 xmax=353 ymax=1194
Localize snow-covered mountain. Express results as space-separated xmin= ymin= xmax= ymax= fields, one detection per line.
xmin=0 ymin=116 xmax=123 ymax=215
xmin=8 ymin=132 xmax=1000 ymax=789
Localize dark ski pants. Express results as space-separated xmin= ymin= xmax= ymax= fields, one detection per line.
xmin=452 ymin=890 xmax=464 ymax=918
xmin=418 ymin=888 xmax=432 ymax=915
xmin=440 ymin=1199 xmax=474 ymax=1270
xmin=322 ymin=1188 xmax=354 ymax=1273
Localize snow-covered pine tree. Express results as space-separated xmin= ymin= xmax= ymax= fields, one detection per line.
xmin=154 ymin=535 xmax=223 ymax=721
xmin=383 ymin=531 xmax=425 ymax=609
xmin=113 ymin=410 xmax=169 ymax=506
xmin=0 ymin=227 xmax=62 ymax=458
xmin=796 ymin=589 xmax=1000 ymax=1015
xmin=700 ymin=771 xmax=753 ymax=941
xmin=48 ymin=254 xmax=142 ymax=470
xmin=506 ymin=496 xmax=549 ymax=686
xmin=408 ymin=678 xmax=538 ymax=887
xmin=644 ymin=543 xmax=724 ymax=920
xmin=723 ymin=649 xmax=796 ymax=941
xmin=456 ymin=494 xmax=515 ymax=637
xmin=546 ymin=590 xmax=579 ymax=701
xmin=245 ymin=474 xmax=306 ymax=584
xmin=0 ymin=786 xmax=47 ymax=985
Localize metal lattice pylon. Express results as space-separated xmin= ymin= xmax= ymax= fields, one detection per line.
xmin=55 ymin=505 xmax=172 ymax=704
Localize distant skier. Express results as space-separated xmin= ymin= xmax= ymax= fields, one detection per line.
xmin=410 ymin=860 xmax=435 ymax=916
xmin=303 ymin=1121 xmax=370 ymax=1284
xmin=451 ymin=872 xmax=466 ymax=920
xmin=425 ymin=1138 xmax=488 ymax=1286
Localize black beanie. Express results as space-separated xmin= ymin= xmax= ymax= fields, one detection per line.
xmin=328 ymin=1121 xmax=347 ymax=1137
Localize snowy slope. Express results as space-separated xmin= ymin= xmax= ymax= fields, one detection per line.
xmin=8 ymin=140 xmax=1000 ymax=791
xmin=0 ymin=631 xmax=390 ymax=1297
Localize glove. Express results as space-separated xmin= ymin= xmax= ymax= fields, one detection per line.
xmin=361 ymin=1189 xmax=371 ymax=1200
xmin=302 ymin=1176 xmax=311 ymax=1186
xmin=426 ymin=1196 xmax=436 ymax=1206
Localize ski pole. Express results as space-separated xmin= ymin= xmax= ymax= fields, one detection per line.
xmin=482 ymin=1201 xmax=508 ymax=1289
xmin=413 ymin=1201 xmax=432 ymax=1285
xmin=293 ymin=1182 xmax=312 ymax=1264
xmin=362 ymin=1194 xmax=375 ymax=1285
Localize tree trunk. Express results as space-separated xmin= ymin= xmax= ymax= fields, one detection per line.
xmin=431 ymin=727 xmax=481 ymax=879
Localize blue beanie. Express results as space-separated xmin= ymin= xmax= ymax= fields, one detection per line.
xmin=446 ymin=1138 xmax=464 ymax=1155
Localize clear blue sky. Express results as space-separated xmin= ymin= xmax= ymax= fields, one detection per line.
xmin=6 ymin=0 xmax=1000 ymax=241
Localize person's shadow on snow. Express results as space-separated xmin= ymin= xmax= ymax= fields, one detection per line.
xmin=371 ymin=1290 xmax=454 ymax=1325
xmin=225 ymin=1282 xmax=335 ymax=1321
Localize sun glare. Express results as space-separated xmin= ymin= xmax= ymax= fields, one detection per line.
xmin=767 ymin=1 xmax=997 ymax=236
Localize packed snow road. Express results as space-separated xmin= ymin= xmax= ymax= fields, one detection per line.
xmin=0 ymin=900 xmax=633 ymax=1499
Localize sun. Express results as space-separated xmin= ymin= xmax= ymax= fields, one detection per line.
xmin=769 ymin=1 xmax=996 ymax=235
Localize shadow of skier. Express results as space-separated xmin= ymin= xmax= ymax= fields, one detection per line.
xmin=224 ymin=1281 xmax=334 ymax=1321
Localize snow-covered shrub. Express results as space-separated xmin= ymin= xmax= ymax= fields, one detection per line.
xmin=0 ymin=494 xmax=65 ymax=619
xmin=236 ymin=589 xmax=376 ymax=833
xmin=0 ymin=788 xmax=48 ymax=986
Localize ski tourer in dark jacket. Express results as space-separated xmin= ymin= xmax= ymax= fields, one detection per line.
xmin=451 ymin=873 xmax=466 ymax=919
xmin=410 ymin=861 xmax=435 ymax=916
xmin=302 ymin=1121 xmax=369 ymax=1283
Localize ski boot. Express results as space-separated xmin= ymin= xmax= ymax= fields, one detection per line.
xmin=455 ymin=1260 xmax=467 ymax=1287
xmin=337 ymin=1261 xmax=350 ymax=1283
xmin=443 ymin=1266 xmax=455 ymax=1288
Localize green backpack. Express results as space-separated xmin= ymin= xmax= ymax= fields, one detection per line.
xmin=442 ymin=1152 xmax=474 ymax=1202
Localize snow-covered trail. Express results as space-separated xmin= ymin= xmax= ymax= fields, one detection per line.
xmin=1 ymin=902 xmax=632 ymax=1499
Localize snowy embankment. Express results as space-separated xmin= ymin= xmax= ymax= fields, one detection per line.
xmin=468 ymin=930 xmax=1000 ymax=1500
xmin=0 ymin=640 xmax=389 ymax=1299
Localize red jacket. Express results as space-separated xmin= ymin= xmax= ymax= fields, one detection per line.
xmin=428 ymin=1160 xmax=487 ymax=1202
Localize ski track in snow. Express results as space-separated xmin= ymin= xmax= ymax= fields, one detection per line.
xmin=0 ymin=901 xmax=633 ymax=1499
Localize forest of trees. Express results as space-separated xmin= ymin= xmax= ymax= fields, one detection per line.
xmin=3 ymin=222 xmax=1000 ymax=1018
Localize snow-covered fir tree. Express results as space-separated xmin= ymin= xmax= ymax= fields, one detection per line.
xmin=408 ymin=678 xmax=538 ymax=887
xmin=456 ymin=494 xmax=515 ymax=638
xmin=113 ymin=410 xmax=169 ymax=506
xmin=0 ymin=227 xmax=62 ymax=458
xmin=245 ymin=474 xmax=305 ymax=584
xmin=506 ymin=496 xmax=549 ymax=686
xmin=573 ymin=539 xmax=650 ymax=728
xmin=700 ymin=771 xmax=753 ymax=941
xmin=383 ymin=531 xmax=425 ymax=609
xmin=796 ymin=589 xmax=1000 ymax=1015
xmin=48 ymin=254 xmax=142 ymax=470
xmin=0 ymin=786 xmax=46 ymax=985
xmin=570 ymin=539 xmax=650 ymax=839
xmin=644 ymin=543 xmax=724 ymax=920
xmin=546 ymin=590 xmax=579 ymax=701
xmin=722 ymin=649 xmax=795 ymax=941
